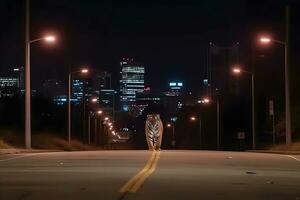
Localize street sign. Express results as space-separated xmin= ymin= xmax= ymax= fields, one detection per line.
xmin=269 ymin=100 xmax=274 ymax=116
xmin=237 ymin=132 xmax=245 ymax=140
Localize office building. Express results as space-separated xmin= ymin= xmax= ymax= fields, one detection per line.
xmin=119 ymin=58 xmax=145 ymax=111
xmin=72 ymin=78 xmax=93 ymax=105
xmin=13 ymin=67 xmax=24 ymax=92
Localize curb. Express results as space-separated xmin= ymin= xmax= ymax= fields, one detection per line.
xmin=248 ymin=150 xmax=300 ymax=155
xmin=0 ymin=149 xmax=60 ymax=155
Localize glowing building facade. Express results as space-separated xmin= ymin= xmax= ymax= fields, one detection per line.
xmin=119 ymin=58 xmax=145 ymax=111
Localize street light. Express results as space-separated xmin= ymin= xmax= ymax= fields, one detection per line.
xmin=190 ymin=116 xmax=202 ymax=149
xmin=166 ymin=122 xmax=175 ymax=149
xmin=199 ymin=97 xmax=220 ymax=150
xmin=258 ymin=34 xmax=292 ymax=145
xmin=86 ymin=98 xmax=98 ymax=145
xmin=68 ymin=68 xmax=89 ymax=145
xmin=91 ymin=98 xmax=98 ymax=103
xmin=232 ymin=67 xmax=256 ymax=149
xmin=259 ymin=37 xmax=272 ymax=44
xmin=24 ymin=1 xmax=56 ymax=150
xmin=44 ymin=36 xmax=56 ymax=42
xmin=81 ymin=69 xmax=89 ymax=73
xmin=232 ymin=68 xmax=241 ymax=73
xmin=190 ymin=116 xmax=196 ymax=121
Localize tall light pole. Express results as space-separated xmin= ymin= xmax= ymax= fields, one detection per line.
xmin=167 ymin=123 xmax=175 ymax=149
xmin=259 ymin=6 xmax=292 ymax=145
xmin=25 ymin=0 xmax=30 ymax=149
xmin=216 ymin=97 xmax=220 ymax=150
xmin=232 ymin=67 xmax=256 ymax=149
xmin=85 ymin=97 xmax=98 ymax=144
xmin=68 ymin=68 xmax=88 ymax=144
xmin=25 ymin=0 xmax=56 ymax=149
xmin=95 ymin=110 xmax=103 ymax=145
xmin=199 ymin=97 xmax=220 ymax=150
xmin=190 ymin=116 xmax=202 ymax=149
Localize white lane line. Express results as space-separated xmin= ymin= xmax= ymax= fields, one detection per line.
xmin=286 ymin=155 xmax=300 ymax=162
xmin=0 ymin=153 xmax=39 ymax=162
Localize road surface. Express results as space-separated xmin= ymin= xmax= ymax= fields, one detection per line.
xmin=0 ymin=150 xmax=299 ymax=200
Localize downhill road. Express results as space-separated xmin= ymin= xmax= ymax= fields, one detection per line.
xmin=0 ymin=150 xmax=299 ymax=200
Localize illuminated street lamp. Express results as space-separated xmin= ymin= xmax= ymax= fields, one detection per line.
xmin=86 ymin=98 xmax=99 ymax=145
xmin=258 ymin=33 xmax=292 ymax=145
xmin=166 ymin=122 xmax=175 ymax=149
xmin=203 ymin=98 xmax=210 ymax=103
xmin=68 ymin=68 xmax=89 ymax=144
xmin=104 ymin=117 xmax=109 ymax=121
xmin=91 ymin=98 xmax=98 ymax=103
xmin=232 ymin=68 xmax=241 ymax=74
xmin=190 ymin=116 xmax=202 ymax=149
xmin=97 ymin=110 xmax=103 ymax=115
xmin=44 ymin=36 xmax=56 ymax=42
xmin=24 ymin=12 xmax=56 ymax=149
xmin=232 ymin=67 xmax=256 ymax=149
xmin=199 ymin=97 xmax=220 ymax=150
xmin=25 ymin=33 xmax=56 ymax=149
xmin=259 ymin=37 xmax=272 ymax=44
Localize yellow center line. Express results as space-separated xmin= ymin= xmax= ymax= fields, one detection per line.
xmin=130 ymin=151 xmax=160 ymax=192
xmin=120 ymin=151 xmax=160 ymax=193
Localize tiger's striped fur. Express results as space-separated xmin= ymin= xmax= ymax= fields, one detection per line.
xmin=145 ymin=114 xmax=163 ymax=151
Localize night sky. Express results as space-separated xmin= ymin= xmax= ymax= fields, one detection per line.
xmin=0 ymin=0 xmax=299 ymax=93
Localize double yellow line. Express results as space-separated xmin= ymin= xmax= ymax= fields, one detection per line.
xmin=120 ymin=151 xmax=160 ymax=193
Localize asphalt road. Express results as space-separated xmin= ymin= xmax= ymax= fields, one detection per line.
xmin=0 ymin=150 xmax=299 ymax=200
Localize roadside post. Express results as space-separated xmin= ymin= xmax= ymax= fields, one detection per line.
xmin=237 ymin=132 xmax=245 ymax=150
xmin=269 ymin=100 xmax=275 ymax=145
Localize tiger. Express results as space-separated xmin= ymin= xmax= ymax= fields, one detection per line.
xmin=145 ymin=114 xmax=163 ymax=151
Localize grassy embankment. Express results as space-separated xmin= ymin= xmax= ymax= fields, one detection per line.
xmin=0 ymin=128 xmax=93 ymax=151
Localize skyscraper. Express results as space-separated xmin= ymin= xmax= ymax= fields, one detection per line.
xmin=119 ymin=58 xmax=145 ymax=111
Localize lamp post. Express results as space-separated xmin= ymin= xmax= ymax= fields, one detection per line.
xmin=259 ymin=9 xmax=291 ymax=145
xmin=68 ymin=68 xmax=88 ymax=144
xmin=85 ymin=97 xmax=98 ymax=144
xmin=95 ymin=110 xmax=103 ymax=145
xmin=167 ymin=123 xmax=175 ymax=149
xmin=199 ymin=97 xmax=220 ymax=150
xmin=232 ymin=67 xmax=256 ymax=149
xmin=24 ymin=0 xmax=56 ymax=149
xmin=87 ymin=111 xmax=93 ymax=145
xmin=190 ymin=116 xmax=202 ymax=149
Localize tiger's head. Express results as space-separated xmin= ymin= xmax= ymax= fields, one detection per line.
xmin=147 ymin=114 xmax=160 ymax=125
